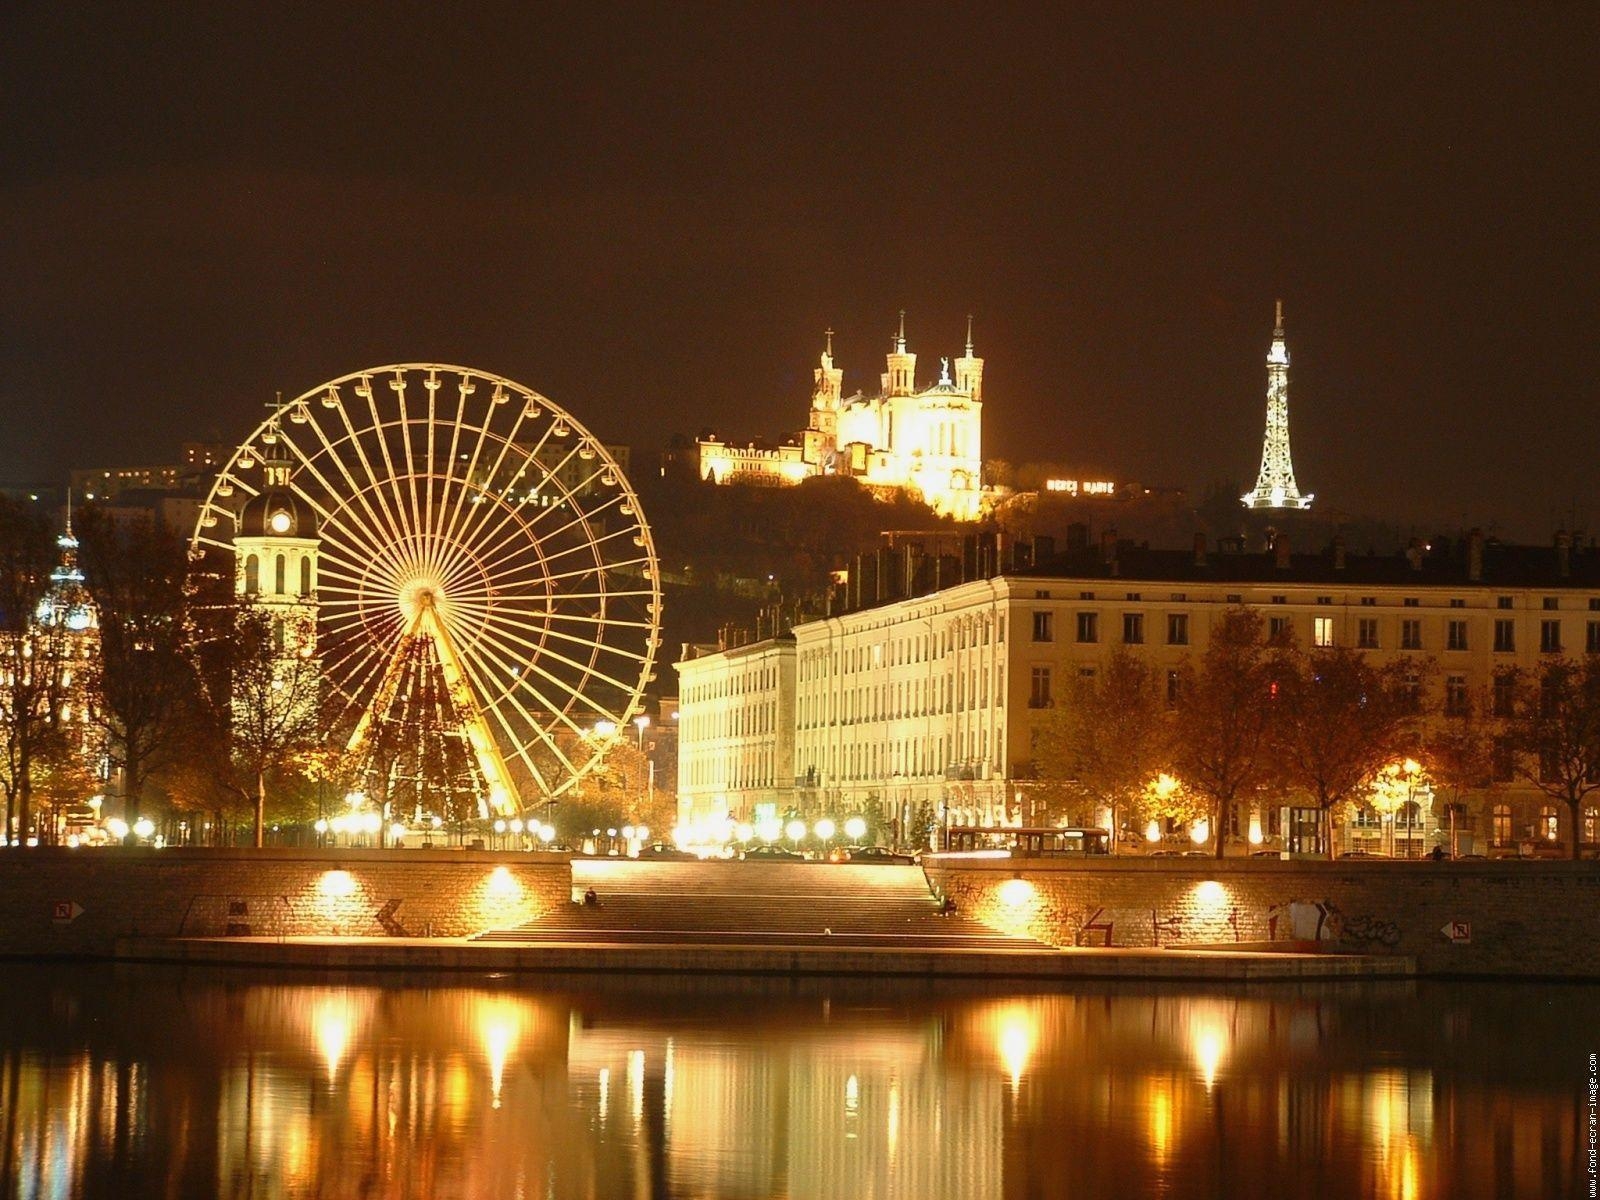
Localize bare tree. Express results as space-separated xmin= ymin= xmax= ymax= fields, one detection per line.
xmin=1271 ymin=644 xmax=1422 ymax=857
xmin=1502 ymin=657 xmax=1600 ymax=860
xmin=0 ymin=498 xmax=74 ymax=845
xmin=225 ymin=607 xmax=326 ymax=847
xmin=1168 ymin=608 xmax=1278 ymax=859
xmin=1421 ymin=683 xmax=1499 ymax=855
xmin=77 ymin=511 xmax=198 ymax=831
xmin=1033 ymin=646 xmax=1166 ymax=847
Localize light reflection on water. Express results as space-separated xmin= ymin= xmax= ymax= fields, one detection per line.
xmin=0 ymin=968 xmax=1589 ymax=1199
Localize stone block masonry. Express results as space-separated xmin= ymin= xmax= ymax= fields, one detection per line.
xmin=923 ymin=856 xmax=1600 ymax=978
xmin=0 ymin=847 xmax=571 ymax=957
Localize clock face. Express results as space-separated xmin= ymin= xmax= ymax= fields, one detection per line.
xmin=269 ymin=510 xmax=293 ymax=535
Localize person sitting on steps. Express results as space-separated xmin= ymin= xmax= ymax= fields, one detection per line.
xmin=583 ymin=887 xmax=599 ymax=907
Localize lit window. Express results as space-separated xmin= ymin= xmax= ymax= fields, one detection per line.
xmin=1313 ymin=616 xmax=1334 ymax=648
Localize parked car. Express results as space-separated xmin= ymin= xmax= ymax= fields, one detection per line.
xmin=636 ymin=841 xmax=696 ymax=861
xmin=741 ymin=844 xmax=805 ymax=861
xmin=842 ymin=846 xmax=918 ymax=865
xmin=1337 ymin=850 xmax=1391 ymax=860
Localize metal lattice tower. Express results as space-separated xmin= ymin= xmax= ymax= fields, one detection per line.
xmin=1241 ymin=300 xmax=1313 ymax=511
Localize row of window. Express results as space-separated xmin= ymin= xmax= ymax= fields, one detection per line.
xmin=681 ymin=665 xmax=783 ymax=705
xmin=798 ymin=725 xmax=1003 ymax=785
xmin=797 ymin=664 xmax=1007 ymax=729
xmin=1033 ymin=611 xmax=1188 ymax=646
xmin=242 ymin=553 xmax=312 ymax=597
xmin=679 ymin=699 xmax=778 ymax=742
xmin=798 ymin=616 xmax=1008 ymax=681
xmin=1033 ymin=606 xmax=1600 ymax=655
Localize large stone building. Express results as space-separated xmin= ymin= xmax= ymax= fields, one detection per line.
xmin=674 ymin=634 xmax=796 ymax=830
xmin=677 ymin=530 xmax=1600 ymax=855
xmin=693 ymin=316 xmax=987 ymax=520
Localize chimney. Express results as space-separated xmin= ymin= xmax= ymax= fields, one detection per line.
xmin=1467 ymin=527 xmax=1484 ymax=582
xmin=1332 ymin=534 xmax=1346 ymax=571
xmin=1557 ymin=529 xmax=1572 ymax=578
xmin=1405 ymin=538 xmax=1424 ymax=571
xmin=1274 ymin=532 xmax=1292 ymax=570
xmin=1193 ymin=531 xmax=1207 ymax=567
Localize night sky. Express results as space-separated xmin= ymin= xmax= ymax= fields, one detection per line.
xmin=3 ymin=3 xmax=1596 ymax=537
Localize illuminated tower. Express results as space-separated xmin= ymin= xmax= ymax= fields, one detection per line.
xmin=1241 ymin=300 xmax=1313 ymax=511
xmin=234 ymin=407 xmax=320 ymax=655
xmin=883 ymin=310 xmax=917 ymax=397
xmin=810 ymin=328 xmax=844 ymax=435
xmin=953 ymin=314 xmax=983 ymax=401
xmin=36 ymin=497 xmax=104 ymax=786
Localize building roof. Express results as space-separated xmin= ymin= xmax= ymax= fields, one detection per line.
xmin=1021 ymin=538 xmax=1600 ymax=590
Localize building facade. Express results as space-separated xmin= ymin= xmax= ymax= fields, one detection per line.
xmin=674 ymin=636 xmax=796 ymax=829
xmin=677 ymin=533 xmax=1600 ymax=854
xmin=694 ymin=316 xmax=987 ymax=520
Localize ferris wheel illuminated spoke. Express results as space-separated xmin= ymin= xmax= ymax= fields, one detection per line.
xmin=192 ymin=363 xmax=661 ymax=808
xmin=448 ymin=632 xmax=591 ymax=766
xmin=321 ymin=393 xmax=415 ymax=556
xmin=429 ymin=409 xmax=546 ymax=586
xmin=467 ymin=611 xmax=646 ymax=699
xmin=486 ymin=607 xmax=650 ymax=665
xmin=466 ymin=489 xmax=629 ymax=587
xmin=272 ymin=444 xmax=396 ymax=569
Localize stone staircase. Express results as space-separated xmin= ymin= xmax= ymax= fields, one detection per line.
xmin=475 ymin=859 xmax=1045 ymax=950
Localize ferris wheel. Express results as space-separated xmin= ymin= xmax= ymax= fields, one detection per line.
xmin=191 ymin=363 xmax=662 ymax=810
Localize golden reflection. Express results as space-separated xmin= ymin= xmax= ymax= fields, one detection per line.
xmin=1186 ymin=1003 xmax=1229 ymax=1092
xmin=986 ymin=1000 xmax=1039 ymax=1094
xmin=1146 ymin=1077 xmax=1175 ymax=1163
xmin=627 ymin=1048 xmax=645 ymax=1127
xmin=474 ymin=995 xmax=523 ymax=1110
xmin=308 ymin=990 xmax=367 ymax=1081
xmin=1364 ymin=1069 xmax=1433 ymax=1200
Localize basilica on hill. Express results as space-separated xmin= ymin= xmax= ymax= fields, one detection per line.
xmin=692 ymin=314 xmax=988 ymax=521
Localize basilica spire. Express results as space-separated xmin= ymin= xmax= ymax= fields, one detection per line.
xmin=1242 ymin=300 xmax=1313 ymax=511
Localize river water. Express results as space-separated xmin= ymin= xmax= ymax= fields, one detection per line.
xmin=0 ymin=965 xmax=1591 ymax=1199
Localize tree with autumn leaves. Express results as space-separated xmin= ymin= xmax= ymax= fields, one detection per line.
xmin=1036 ymin=607 xmax=1428 ymax=858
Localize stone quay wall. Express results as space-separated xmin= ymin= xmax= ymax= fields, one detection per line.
xmin=923 ymin=855 xmax=1600 ymax=978
xmin=0 ymin=847 xmax=572 ymax=957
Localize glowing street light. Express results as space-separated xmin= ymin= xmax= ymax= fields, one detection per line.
xmin=785 ymin=819 xmax=806 ymax=850
xmin=814 ymin=818 xmax=836 ymax=853
xmin=844 ymin=816 xmax=867 ymax=843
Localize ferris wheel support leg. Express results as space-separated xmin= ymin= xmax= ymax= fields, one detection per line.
xmin=416 ymin=601 xmax=522 ymax=817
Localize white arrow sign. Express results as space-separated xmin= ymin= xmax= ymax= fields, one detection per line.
xmin=52 ymin=900 xmax=85 ymax=924
xmin=1440 ymin=920 xmax=1471 ymax=944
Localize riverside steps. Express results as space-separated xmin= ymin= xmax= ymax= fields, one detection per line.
xmin=475 ymin=859 xmax=1029 ymax=950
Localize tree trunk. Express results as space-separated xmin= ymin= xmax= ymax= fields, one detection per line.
xmin=15 ymin=746 xmax=30 ymax=848
xmin=254 ymin=770 xmax=266 ymax=849
xmin=1213 ymin=798 xmax=1226 ymax=859
xmin=1570 ymin=796 xmax=1585 ymax=861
